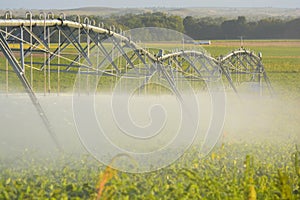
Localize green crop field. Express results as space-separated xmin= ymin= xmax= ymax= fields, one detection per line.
xmin=0 ymin=40 xmax=300 ymax=199
xmin=1 ymin=143 xmax=299 ymax=199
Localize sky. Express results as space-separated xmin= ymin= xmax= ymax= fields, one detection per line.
xmin=0 ymin=0 xmax=299 ymax=9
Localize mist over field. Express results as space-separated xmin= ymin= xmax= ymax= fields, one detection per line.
xmin=0 ymin=90 xmax=298 ymax=165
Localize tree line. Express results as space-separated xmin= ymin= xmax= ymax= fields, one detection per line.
xmin=1 ymin=12 xmax=300 ymax=40
xmin=85 ymin=12 xmax=300 ymax=40
xmin=183 ymin=15 xmax=300 ymax=39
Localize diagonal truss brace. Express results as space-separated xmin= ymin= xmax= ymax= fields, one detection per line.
xmin=0 ymin=32 xmax=62 ymax=150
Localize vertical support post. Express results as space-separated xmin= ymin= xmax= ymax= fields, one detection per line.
xmin=5 ymin=11 xmax=12 ymax=95
xmin=124 ymin=39 xmax=127 ymax=94
xmin=47 ymin=26 xmax=51 ymax=94
xmin=84 ymin=17 xmax=90 ymax=95
xmin=258 ymin=52 xmax=263 ymax=97
xmin=112 ymin=29 xmax=116 ymax=93
xmin=29 ymin=22 xmax=33 ymax=89
xmin=47 ymin=12 xmax=54 ymax=94
xmin=258 ymin=64 xmax=263 ymax=97
xmin=57 ymin=13 xmax=65 ymax=95
xmin=179 ymin=54 xmax=182 ymax=94
xmin=158 ymin=63 xmax=160 ymax=95
xmin=26 ymin=11 xmax=33 ymax=90
xmin=5 ymin=27 xmax=8 ymax=95
xmin=20 ymin=26 xmax=25 ymax=73
xmin=175 ymin=58 xmax=178 ymax=96
xmin=122 ymin=51 xmax=125 ymax=94
xmin=237 ymin=55 xmax=240 ymax=85
xmin=96 ymin=26 xmax=100 ymax=90
xmin=57 ymin=28 xmax=61 ymax=95
xmin=5 ymin=54 xmax=8 ymax=94
xmin=40 ymin=12 xmax=47 ymax=96
xmin=123 ymin=55 xmax=125 ymax=94
xmin=76 ymin=15 xmax=81 ymax=96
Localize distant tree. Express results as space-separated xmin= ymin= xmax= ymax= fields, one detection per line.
xmin=183 ymin=16 xmax=201 ymax=39
xmin=284 ymin=18 xmax=300 ymax=38
xmin=221 ymin=16 xmax=247 ymax=39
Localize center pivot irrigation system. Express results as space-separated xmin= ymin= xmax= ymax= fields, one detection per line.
xmin=0 ymin=11 xmax=273 ymax=149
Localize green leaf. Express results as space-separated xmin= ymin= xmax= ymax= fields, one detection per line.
xmin=5 ymin=178 xmax=11 ymax=185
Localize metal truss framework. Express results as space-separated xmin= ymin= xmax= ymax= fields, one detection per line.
xmin=0 ymin=12 xmax=274 ymax=149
